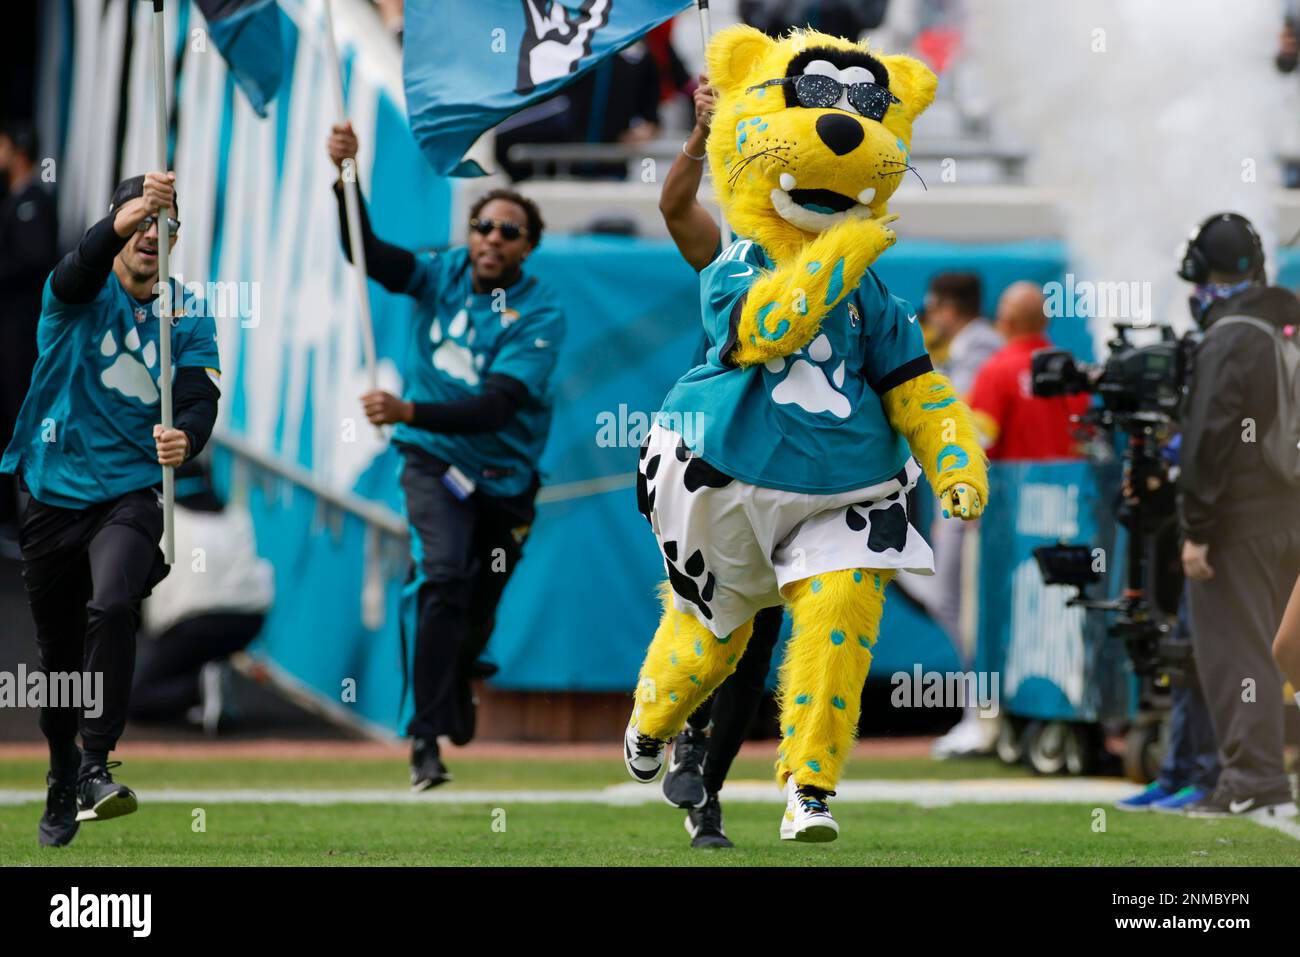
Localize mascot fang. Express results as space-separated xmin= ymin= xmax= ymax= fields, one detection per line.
xmin=624 ymin=25 xmax=989 ymax=843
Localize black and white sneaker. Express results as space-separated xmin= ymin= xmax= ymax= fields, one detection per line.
xmin=410 ymin=737 xmax=453 ymax=792
xmin=1184 ymin=790 xmax=1299 ymax=819
xmin=662 ymin=725 xmax=709 ymax=809
xmin=39 ymin=773 xmax=80 ymax=846
xmin=623 ymin=721 xmax=668 ymax=783
xmin=685 ymin=792 xmax=733 ymax=848
xmin=75 ymin=762 xmax=138 ymax=822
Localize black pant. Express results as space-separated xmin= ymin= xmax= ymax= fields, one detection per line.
xmin=1188 ymin=526 xmax=1300 ymax=802
xmin=130 ymin=612 xmax=264 ymax=719
xmin=400 ymin=448 xmax=536 ymax=740
xmin=18 ymin=487 xmax=168 ymax=754
xmin=686 ymin=604 xmax=784 ymax=794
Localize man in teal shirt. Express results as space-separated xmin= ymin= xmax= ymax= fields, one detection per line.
xmin=328 ymin=124 xmax=565 ymax=789
xmin=1 ymin=171 xmax=221 ymax=845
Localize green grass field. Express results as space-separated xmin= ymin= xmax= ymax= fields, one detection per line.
xmin=2 ymin=755 xmax=1297 ymax=866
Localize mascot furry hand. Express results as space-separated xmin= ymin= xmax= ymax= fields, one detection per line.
xmin=626 ymin=25 xmax=988 ymax=837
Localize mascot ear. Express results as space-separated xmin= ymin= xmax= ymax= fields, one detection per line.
xmin=878 ymin=54 xmax=938 ymax=125
xmin=706 ymin=24 xmax=776 ymax=93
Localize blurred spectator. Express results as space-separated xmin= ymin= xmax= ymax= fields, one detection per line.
xmin=1274 ymin=575 xmax=1300 ymax=699
xmin=925 ymin=271 xmax=1001 ymax=395
xmin=921 ymin=272 xmax=1001 ymax=758
xmin=740 ymin=0 xmax=889 ymax=39
xmin=1279 ymin=12 xmax=1300 ymax=187
xmin=0 ymin=120 xmax=57 ymax=545
xmin=131 ymin=462 xmax=273 ymax=735
xmin=494 ymin=42 xmax=661 ymax=181
xmin=645 ymin=21 xmax=692 ymax=112
xmin=967 ymin=281 xmax=1088 ymax=461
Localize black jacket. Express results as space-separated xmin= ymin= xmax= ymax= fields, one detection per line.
xmin=1178 ymin=285 xmax=1300 ymax=546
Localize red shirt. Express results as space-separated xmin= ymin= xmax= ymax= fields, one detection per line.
xmin=967 ymin=334 xmax=1090 ymax=461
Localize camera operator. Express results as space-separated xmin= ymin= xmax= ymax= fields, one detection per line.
xmin=1176 ymin=212 xmax=1300 ymax=819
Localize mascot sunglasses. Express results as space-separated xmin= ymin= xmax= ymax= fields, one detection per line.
xmin=747 ymin=74 xmax=901 ymax=122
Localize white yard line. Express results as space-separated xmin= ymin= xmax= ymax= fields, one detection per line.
xmin=1 ymin=777 xmax=1294 ymax=841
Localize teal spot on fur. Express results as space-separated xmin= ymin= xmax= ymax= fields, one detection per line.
xmin=749 ymin=117 xmax=762 ymax=126
xmin=824 ymin=258 xmax=845 ymax=305
xmin=830 ymin=630 xmax=845 ymax=646
xmin=755 ymin=122 xmax=768 ymax=131
xmin=717 ymin=632 xmax=732 ymax=644
xmin=806 ymin=760 xmax=822 ymax=772
xmin=795 ymin=693 xmax=811 ymax=705
xmin=922 ymin=397 xmax=956 ymax=410
xmin=874 ymin=574 xmax=881 ymax=591
xmin=669 ymin=652 xmax=678 ymax=665
xmin=807 ymin=261 xmax=821 ymax=274
xmin=929 ymin=383 xmax=945 ymax=393
xmin=858 ymin=635 xmax=872 ymax=648
xmin=832 ymin=696 xmax=846 ymax=710
xmin=756 ymin=301 xmax=790 ymax=341
xmin=695 ymin=640 xmax=704 ymax=657
xmin=853 ymin=570 xmax=863 ymax=583
xmin=737 ymin=132 xmax=747 ymax=150
xmin=726 ymin=653 xmax=737 ymax=666
xmin=689 ymin=674 xmax=700 ymax=684
xmin=828 ymin=745 xmax=837 ymax=755
xmin=669 ymin=692 xmax=678 ymax=702
xmin=937 ymin=444 xmax=970 ymax=473
xmin=811 ymin=579 xmax=822 ymax=593
xmin=756 ymin=87 xmax=767 ymax=97
xmin=786 ymin=725 xmax=795 ymax=737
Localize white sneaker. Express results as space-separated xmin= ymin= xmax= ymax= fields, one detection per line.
xmin=623 ymin=720 xmax=668 ymax=783
xmin=779 ymin=776 xmax=839 ymax=842
xmin=931 ymin=711 xmax=998 ymax=759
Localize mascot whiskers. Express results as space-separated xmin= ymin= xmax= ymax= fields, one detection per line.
xmin=624 ymin=24 xmax=988 ymax=843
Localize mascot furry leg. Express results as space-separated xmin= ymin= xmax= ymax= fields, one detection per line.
xmin=633 ymin=584 xmax=756 ymax=739
xmin=776 ymin=569 xmax=894 ymax=789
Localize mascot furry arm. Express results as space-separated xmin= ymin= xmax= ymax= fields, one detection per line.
xmin=727 ymin=215 xmax=899 ymax=367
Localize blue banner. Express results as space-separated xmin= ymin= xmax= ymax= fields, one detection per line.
xmin=403 ymin=0 xmax=689 ymax=175
xmin=196 ymin=0 xmax=288 ymax=117
xmin=975 ymin=459 xmax=1131 ymax=723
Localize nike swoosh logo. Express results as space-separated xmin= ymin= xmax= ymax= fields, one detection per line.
xmin=907 ymin=313 xmax=918 ymax=324
xmin=728 ymin=265 xmax=755 ymax=277
xmin=1228 ymin=799 xmax=1256 ymax=814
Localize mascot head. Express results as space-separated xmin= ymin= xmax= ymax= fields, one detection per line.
xmin=706 ymin=25 xmax=937 ymax=259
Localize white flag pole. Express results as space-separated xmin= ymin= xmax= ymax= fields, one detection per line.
xmin=150 ymin=0 xmax=175 ymax=564
xmin=695 ymin=0 xmax=730 ymax=246
xmin=322 ymin=0 xmax=381 ymax=427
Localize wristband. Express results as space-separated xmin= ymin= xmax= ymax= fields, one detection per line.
xmin=682 ymin=141 xmax=707 ymax=162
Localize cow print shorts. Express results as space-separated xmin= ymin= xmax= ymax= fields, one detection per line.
xmin=636 ymin=424 xmax=935 ymax=638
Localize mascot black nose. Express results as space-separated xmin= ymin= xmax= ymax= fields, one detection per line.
xmin=816 ymin=113 xmax=864 ymax=156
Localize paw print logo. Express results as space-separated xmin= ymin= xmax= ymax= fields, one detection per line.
xmin=662 ymin=539 xmax=716 ymax=621
xmin=845 ymin=493 xmax=909 ymax=555
xmin=430 ymin=308 xmax=485 ymax=387
xmin=765 ymin=333 xmax=849 ymax=418
xmin=99 ymin=327 xmax=160 ymax=404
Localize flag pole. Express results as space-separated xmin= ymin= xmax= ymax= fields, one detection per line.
xmin=322 ymin=0 xmax=381 ymax=422
xmin=150 ymin=0 xmax=175 ymax=564
xmin=695 ymin=0 xmax=730 ymax=246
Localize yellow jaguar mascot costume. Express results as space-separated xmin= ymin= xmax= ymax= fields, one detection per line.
xmin=624 ymin=24 xmax=988 ymax=842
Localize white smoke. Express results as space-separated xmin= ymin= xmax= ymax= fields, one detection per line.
xmin=968 ymin=0 xmax=1291 ymax=353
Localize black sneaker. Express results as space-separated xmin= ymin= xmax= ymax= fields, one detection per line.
xmin=76 ymin=761 xmax=138 ymax=822
xmin=39 ymin=773 xmax=80 ymax=847
xmin=662 ymin=725 xmax=709 ymax=809
xmin=449 ymin=675 xmax=479 ymax=747
xmin=1184 ymin=789 xmax=1298 ymax=819
xmin=685 ymin=792 xmax=733 ymax=848
xmin=410 ymin=737 xmax=453 ymax=791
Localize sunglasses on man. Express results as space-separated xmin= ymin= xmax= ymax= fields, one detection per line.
xmin=135 ymin=214 xmax=181 ymax=234
xmin=470 ymin=217 xmax=529 ymax=242
xmin=746 ymin=74 xmax=901 ymax=122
